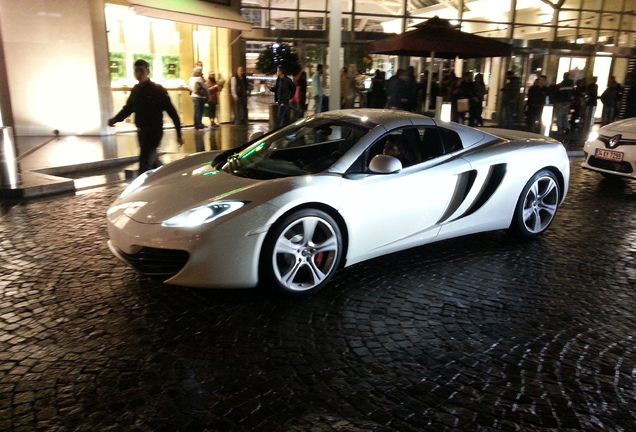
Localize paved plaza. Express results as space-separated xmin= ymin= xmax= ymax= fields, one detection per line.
xmin=1 ymin=158 xmax=635 ymax=431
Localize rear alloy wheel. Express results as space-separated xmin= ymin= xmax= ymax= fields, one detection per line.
xmin=261 ymin=209 xmax=342 ymax=295
xmin=510 ymin=170 xmax=560 ymax=238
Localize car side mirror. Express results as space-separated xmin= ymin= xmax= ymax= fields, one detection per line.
xmin=369 ymin=154 xmax=402 ymax=174
xmin=249 ymin=131 xmax=265 ymax=141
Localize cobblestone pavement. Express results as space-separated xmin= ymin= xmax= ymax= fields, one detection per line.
xmin=1 ymin=159 xmax=635 ymax=432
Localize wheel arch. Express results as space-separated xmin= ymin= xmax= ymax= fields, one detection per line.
xmin=289 ymin=202 xmax=349 ymax=269
xmin=541 ymin=165 xmax=566 ymax=203
xmin=507 ymin=166 xmax=562 ymax=237
xmin=260 ymin=202 xmax=350 ymax=269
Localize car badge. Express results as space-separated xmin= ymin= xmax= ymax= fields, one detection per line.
xmin=608 ymin=134 xmax=622 ymax=149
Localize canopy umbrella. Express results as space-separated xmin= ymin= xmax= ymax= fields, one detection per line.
xmin=366 ymin=16 xmax=512 ymax=59
xmin=366 ymin=16 xmax=512 ymax=109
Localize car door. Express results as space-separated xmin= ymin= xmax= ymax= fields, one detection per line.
xmin=338 ymin=126 xmax=471 ymax=265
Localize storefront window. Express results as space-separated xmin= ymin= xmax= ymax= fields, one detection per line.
xmin=299 ymin=0 xmax=326 ymax=11
xmin=242 ymin=8 xmax=267 ymax=28
xmin=606 ymin=0 xmax=626 ymax=12
xmin=556 ymin=9 xmax=580 ymax=41
xmin=581 ymin=0 xmax=603 ymax=10
xmin=350 ymin=15 xmax=403 ymax=33
xmin=105 ymin=3 xmax=237 ymax=125
xmin=463 ymin=21 xmax=509 ymax=40
xmin=299 ymin=12 xmax=326 ymax=30
xmin=355 ymin=1 xmax=403 ymax=17
xmin=106 ymin=5 xmax=183 ymax=87
xmin=271 ymin=9 xmax=297 ymax=29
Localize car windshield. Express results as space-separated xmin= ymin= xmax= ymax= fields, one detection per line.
xmin=221 ymin=118 xmax=371 ymax=179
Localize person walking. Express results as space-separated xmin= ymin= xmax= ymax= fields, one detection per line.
xmin=471 ymin=73 xmax=487 ymax=126
xmin=386 ymin=69 xmax=409 ymax=110
xmin=290 ymin=71 xmax=307 ymax=121
xmin=370 ymin=69 xmax=386 ymax=109
xmin=526 ymin=75 xmax=548 ymax=133
xmin=455 ymin=72 xmax=474 ymax=125
xmin=625 ymin=81 xmax=636 ymax=118
xmin=339 ymin=67 xmax=347 ymax=108
xmin=501 ymin=70 xmax=521 ymax=129
xmin=207 ymin=73 xmax=221 ymax=127
xmin=405 ymin=66 xmax=417 ymax=112
xmin=108 ymin=59 xmax=184 ymax=174
xmin=188 ymin=67 xmax=208 ymax=130
xmin=601 ymin=76 xmax=622 ymax=125
xmin=553 ymin=72 xmax=574 ymax=134
xmin=231 ymin=66 xmax=249 ymax=125
xmin=270 ymin=66 xmax=296 ymax=128
xmin=584 ymin=76 xmax=598 ymax=133
xmin=311 ymin=64 xmax=324 ymax=114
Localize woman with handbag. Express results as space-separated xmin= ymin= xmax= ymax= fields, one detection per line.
xmin=207 ymin=74 xmax=221 ymax=127
xmin=188 ymin=67 xmax=208 ymax=130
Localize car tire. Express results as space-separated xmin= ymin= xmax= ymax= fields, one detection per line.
xmin=260 ymin=208 xmax=342 ymax=296
xmin=509 ymin=169 xmax=560 ymax=239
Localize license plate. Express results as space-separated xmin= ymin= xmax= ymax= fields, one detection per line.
xmin=595 ymin=148 xmax=623 ymax=161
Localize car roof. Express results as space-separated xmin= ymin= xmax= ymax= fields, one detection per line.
xmin=314 ymin=109 xmax=499 ymax=147
xmin=314 ymin=108 xmax=437 ymax=127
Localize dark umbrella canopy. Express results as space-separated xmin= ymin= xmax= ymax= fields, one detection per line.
xmin=366 ymin=16 xmax=512 ymax=59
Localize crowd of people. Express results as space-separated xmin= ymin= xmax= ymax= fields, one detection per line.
xmin=364 ymin=67 xmax=488 ymax=127
xmin=515 ymin=72 xmax=629 ymax=135
xmin=186 ymin=62 xmax=636 ymax=133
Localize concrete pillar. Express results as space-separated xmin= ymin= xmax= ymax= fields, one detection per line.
xmin=486 ymin=57 xmax=502 ymax=121
xmin=0 ymin=127 xmax=17 ymax=188
xmin=0 ymin=16 xmax=18 ymax=189
xmin=328 ymin=0 xmax=342 ymax=112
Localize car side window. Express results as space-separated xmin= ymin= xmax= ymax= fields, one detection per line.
xmin=364 ymin=129 xmax=421 ymax=170
xmin=416 ymin=127 xmax=463 ymax=160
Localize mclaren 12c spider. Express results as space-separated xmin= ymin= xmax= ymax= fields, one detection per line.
xmin=107 ymin=110 xmax=570 ymax=295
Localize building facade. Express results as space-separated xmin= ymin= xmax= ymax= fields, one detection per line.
xmin=0 ymin=0 xmax=248 ymax=137
xmin=0 ymin=0 xmax=634 ymax=137
xmin=241 ymin=0 xmax=636 ymax=119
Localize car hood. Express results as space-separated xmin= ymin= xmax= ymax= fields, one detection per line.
xmin=119 ymin=166 xmax=296 ymax=224
xmin=599 ymin=118 xmax=636 ymax=138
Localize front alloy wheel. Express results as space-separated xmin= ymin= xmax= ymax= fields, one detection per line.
xmin=261 ymin=209 xmax=342 ymax=295
xmin=510 ymin=170 xmax=560 ymax=238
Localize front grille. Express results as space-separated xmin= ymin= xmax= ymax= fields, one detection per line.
xmin=587 ymin=156 xmax=634 ymax=174
xmin=117 ymin=246 xmax=189 ymax=279
xmin=599 ymin=135 xmax=636 ymax=148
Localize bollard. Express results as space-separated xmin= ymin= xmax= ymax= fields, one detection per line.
xmin=0 ymin=126 xmax=18 ymax=188
xmin=541 ymin=104 xmax=554 ymax=137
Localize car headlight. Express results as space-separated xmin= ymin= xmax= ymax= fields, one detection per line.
xmin=120 ymin=167 xmax=161 ymax=198
xmin=161 ymin=201 xmax=246 ymax=227
xmin=587 ymin=130 xmax=599 ymax=143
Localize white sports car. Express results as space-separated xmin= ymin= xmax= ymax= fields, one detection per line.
xmin=582 ymin=117 xmax=636 ymax=180
xmin=107 ymin=110 xmax=570 ymax=295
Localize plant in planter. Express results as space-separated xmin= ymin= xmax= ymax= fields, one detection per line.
xmin=256 ymin=42 xmax=302 ymax=76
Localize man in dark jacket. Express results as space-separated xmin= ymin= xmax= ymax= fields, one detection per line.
xmin=584 ymin=76 xmax=598 ymax=133
xmin=526 ymin=75 xmax=548 ymax=133
xmin=553 ymin=72 xmax=574 ymax=134
xmin=270 ymin=66 xmax=296 ymax=128
xmin=108 ymin=59 xmax=184 ymax=174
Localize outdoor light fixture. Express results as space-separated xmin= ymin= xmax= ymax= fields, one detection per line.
xmin=541 ymin=104 xmax=554 ymax=137
xmin=440 ymin=102 xmax=452 ymax=122
xmin=0 ymin=127 xmax=18 ymax=188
